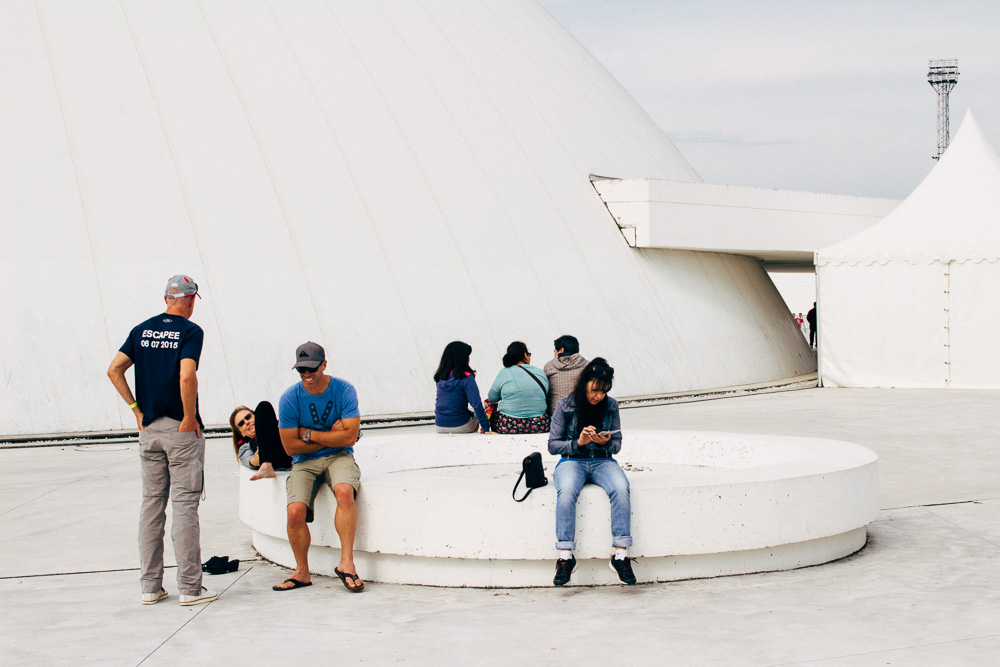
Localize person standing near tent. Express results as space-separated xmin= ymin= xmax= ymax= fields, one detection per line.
xmin=807 ymin=303 xmax=818 ymax=349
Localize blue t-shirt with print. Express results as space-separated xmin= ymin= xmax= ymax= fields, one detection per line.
xmin=278 ymin=376 xmax=360 ymax=464
xmin=119 ymin=313 xmax=204 ymax=427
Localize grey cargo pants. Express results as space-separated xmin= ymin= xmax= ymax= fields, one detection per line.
xmin=138 ymin=417 xmax=205 ymax=596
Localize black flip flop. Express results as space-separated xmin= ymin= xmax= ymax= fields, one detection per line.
xmin=334 ymin=568 xmax=365 ymax=593
xmin=272 ymin=578 xmax=312 ymax=591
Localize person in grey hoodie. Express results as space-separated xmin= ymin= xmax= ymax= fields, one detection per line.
xmin=434 ymin=341 xmax=490 ymax=433
xmin=543 ymin=335 xmax=589 ymax=415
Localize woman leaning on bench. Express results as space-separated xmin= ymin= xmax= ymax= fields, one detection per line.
xmin=230 ymin=402 xmax=292 ymax=480
xmin=547 ymin=358 xmax=636 ymax=586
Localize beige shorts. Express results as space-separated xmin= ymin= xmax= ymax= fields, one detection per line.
xmin=286 ymin=451 xmax=361 ymax=511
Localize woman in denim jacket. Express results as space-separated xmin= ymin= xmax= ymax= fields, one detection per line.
xmin=547 ymin=358 xmax=635 ymax=586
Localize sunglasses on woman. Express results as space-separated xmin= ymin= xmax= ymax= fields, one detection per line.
xmin=237 ymin=413 xmax=253 ymax=428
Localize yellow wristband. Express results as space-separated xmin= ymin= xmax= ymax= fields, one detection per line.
xmin=129 ymin=401 xmax=138 ymax=409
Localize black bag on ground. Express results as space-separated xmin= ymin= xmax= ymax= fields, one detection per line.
xmin=512 ymin=452 xmax=548 ymax=502
xmin=202 ymin=555 xmax=240 ymax=575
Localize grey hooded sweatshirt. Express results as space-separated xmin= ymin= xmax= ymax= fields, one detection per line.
xmin=543 ymin=353 xmax=589 ymax=414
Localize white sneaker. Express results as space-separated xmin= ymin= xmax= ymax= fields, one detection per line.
xmin=141 ymin=588 xmax=168 ymax=605
xmin=178 ymin=587 xmax=218 ymax=606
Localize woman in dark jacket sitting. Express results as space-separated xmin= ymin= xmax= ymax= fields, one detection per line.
xmin=434 ymin=341 xmax=490 ymax=433
xmin=547 ymin=358 xmax=635 ymax=586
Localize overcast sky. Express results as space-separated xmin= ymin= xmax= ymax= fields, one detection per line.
xmin=537 ymin=0 xmax=1000 ymax=200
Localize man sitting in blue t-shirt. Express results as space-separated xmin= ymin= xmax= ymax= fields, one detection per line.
xmin=272 ymin=341 xmax=365 ymax=593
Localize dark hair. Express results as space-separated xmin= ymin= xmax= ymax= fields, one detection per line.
xmin=229 ymin=405 xmax=252 ymax=459
xmin=502 ymin=341 xmax=530 ymax=368
xmin=553 ymin=335 xmax=580 ymax=355
xmin=434 ymin=341 xmax=475 ymax=382
xmin=572 ymin=357 xmax=614 ymax=431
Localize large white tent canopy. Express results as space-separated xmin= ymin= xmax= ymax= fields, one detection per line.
xmin=0 ymin=0 xmax=814 ymax=436
xmin=816 ymin=111 xmax=1000 ymax=388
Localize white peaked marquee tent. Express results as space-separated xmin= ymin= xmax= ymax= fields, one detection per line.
xmin=816 ymin=111 xmax=1000 ymax=388
xmin=0 ymin=0 xmax=813 ymax=436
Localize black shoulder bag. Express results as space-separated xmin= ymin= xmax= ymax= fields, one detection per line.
xmin=518 ymin=365 xmax=548 ymax=397
xmin=513 ymin=452 xmax=548 ymax=501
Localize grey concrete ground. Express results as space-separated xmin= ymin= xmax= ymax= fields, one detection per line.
xmin=1 ymin=388 xmax=997 ymax=666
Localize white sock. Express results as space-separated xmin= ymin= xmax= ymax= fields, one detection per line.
xmin=559 ymin=550 xmax=574 ymax=560
xmin=614 ymin=548 xmax=628 ymax=560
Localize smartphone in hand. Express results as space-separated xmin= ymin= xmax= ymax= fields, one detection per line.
xmin=597 ymin=429 xmax=621 ymax=436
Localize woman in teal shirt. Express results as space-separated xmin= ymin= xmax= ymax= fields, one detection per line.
xmin=487 ymin=341 xmax=550 ymax=433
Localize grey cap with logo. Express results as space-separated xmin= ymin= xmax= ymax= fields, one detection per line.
xmin=164 ymin=274 xmax=200 ymax=298
xmin=293 ymin=341 xmax=325 ymax=370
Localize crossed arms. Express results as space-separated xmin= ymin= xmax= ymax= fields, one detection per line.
xmin=279 ymin=417 xmax=360 ymax=456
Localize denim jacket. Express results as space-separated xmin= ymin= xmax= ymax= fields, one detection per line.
xmin=547 ymin=394 xmax=622 ymax=457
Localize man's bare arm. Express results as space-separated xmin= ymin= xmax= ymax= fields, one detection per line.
xmin=107 ymin=352 xmax=144 ymax=431
xmin=302 ymin=417 xmax=360 ymax=449
xmin=280 ymin=428 xmax=333 ymax=456
xmin=178 ymin=358 xmax=200 ymax=436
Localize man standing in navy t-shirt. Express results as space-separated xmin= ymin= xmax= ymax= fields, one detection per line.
xmin=272 ymin=341 xmax=365 ymax=592
xmin=107 ymin=274 xmax=217 ymax=607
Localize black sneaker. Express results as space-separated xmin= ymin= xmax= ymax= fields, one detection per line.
xmin=609 ymin=556 xmax=637 ymax=585
xmin=553 ymin=556 xmax=577 ymax=586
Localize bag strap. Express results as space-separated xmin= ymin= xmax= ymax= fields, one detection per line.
xmin=512 ymin=468 xmax=533 ymax=502
xmin=517 ymin=365 xmax=547 ymax=399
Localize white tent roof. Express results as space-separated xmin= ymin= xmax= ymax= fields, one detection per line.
xmin=816 ymin=110 xmax=1000 ymax=267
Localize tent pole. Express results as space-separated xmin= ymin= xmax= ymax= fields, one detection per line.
xmin=944 ymin=262 xmax=952 ymax=386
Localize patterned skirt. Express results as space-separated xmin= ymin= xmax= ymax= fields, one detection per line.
xmin=493 ymin=412 xmax=551 ymax=434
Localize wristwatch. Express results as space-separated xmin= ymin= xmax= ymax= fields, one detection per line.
xmin=302 ymin=429 xmax=312 ymax=443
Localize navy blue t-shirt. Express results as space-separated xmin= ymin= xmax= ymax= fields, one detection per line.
xmin=120 ymin=313 xmax=204 ymax=427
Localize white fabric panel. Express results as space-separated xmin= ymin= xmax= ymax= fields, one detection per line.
xmin=948 ymin=260 xmax=1000 ymax=387
xmin=2 ymin=0 xmax=815 ymax=435
xmin=818 ymin=264 xmax=948 ymax=388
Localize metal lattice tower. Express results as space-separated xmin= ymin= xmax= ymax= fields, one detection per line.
xmin=927 ymin=59 xmax=959 ymax=160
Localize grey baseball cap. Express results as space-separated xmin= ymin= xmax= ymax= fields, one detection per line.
xmin=164 ymin=274 xmax=200 ymax=298
xmin=293 ymin=341 xmax=325 ymax=370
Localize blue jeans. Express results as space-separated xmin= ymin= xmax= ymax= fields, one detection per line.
xmin=554 ymin=458 xmax=632 ymax=550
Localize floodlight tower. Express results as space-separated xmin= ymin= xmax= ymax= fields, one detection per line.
xmin=927 ymin=59 xmax=959 ymax=160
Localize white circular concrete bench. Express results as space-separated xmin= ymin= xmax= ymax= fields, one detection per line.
xmin=239 ymin=430 xmax=878 ymax=587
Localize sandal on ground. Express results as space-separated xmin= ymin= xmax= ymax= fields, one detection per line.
xmin=334 ymin=568 xmax=365 ymax=593
xmin=272 ymin=578 xmax=312 ymax=591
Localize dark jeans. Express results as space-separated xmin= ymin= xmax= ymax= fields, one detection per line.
xmin=254 ymin=401 xmax=293 ymax=469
